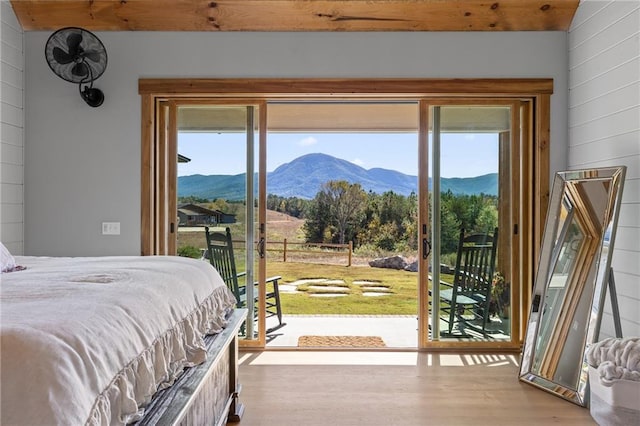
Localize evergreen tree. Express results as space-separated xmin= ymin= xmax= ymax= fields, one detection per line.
xmin=303 ymin=189 xmax=332 ymax=242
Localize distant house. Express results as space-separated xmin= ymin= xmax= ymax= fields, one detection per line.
xmin=177 ymin=203 xmax=236 ymax=226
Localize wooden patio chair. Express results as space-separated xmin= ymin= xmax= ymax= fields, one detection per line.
xmin=205 ymin=226 xmax=285 ymax=334
xmin=439 ymin=227 xmax=498 ymax=337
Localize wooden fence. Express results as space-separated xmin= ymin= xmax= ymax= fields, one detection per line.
xmin=232 ymin=239 xmax=353 ymax=266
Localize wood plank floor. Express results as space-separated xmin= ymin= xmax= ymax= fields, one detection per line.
xmin=237 ymin=351 xmax=596 ymax=425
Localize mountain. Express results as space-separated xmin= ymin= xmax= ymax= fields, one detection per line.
xmin=266 ymin=154 xmax=419 ymax=198
xmin=178 ymin=153 xmax=497 ymax=200
xmin=438 ymin=174 xmax=498 ymax=196
xmin=177 ymin=173 xmax=247 ymax=200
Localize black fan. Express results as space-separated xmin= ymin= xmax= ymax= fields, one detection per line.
xmin=45 ymin=27 xmax=107 ymax=107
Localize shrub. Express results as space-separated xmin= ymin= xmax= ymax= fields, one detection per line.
xmin=440 ymin=252 xmax=458 ymax=269
xmin=178 ymin=245 xmax=202 ymax=259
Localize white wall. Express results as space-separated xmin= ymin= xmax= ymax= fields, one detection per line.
xmin=22 ymin=30 xmax=570 ymax=257
xmin=0 ymin=0 xmax=23 ymax=254
xmin=568 ymin=0 xmax=640 ymax=338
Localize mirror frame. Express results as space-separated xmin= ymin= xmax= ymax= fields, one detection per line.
xmin=519 ymin=166 xmax=626 ymax=406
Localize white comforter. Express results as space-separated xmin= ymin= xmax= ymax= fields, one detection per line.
xmin=0 ymin=255 xmax=237 ymax=426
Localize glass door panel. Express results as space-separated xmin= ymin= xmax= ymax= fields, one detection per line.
xmin=427 ymin=104 xmax=515 ymax=344
xmin=176 ymin=103 xmax=263 ymax=344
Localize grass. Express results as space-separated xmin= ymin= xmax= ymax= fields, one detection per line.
xmin=178 ymin=230 xmax=457 ymax=316
xmin=268 ymin=261 xmax=421 ymax=315
xmin=176 ymin=214 xmax=457 ymax=316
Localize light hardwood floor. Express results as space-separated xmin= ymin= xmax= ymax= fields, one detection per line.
xmin=237 ymin=351 xmax=596 ymax=425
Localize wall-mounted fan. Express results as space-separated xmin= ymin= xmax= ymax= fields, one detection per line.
xmin=45 ymin=27 xmax=107 ymax=107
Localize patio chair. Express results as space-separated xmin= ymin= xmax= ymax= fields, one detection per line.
xmin=439 ymin=227 xmax=498 ymax=337
xmin=204 ymin=226 xmax=285 ymax=334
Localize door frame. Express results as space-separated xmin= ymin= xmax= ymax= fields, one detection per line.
xmin=139 ymin=78 xmax=552 ymax=350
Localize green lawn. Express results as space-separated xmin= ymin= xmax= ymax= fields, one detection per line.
xmin=267 ymin=261 xmax=454 ymax=315
xmin=177 ymin=227 xmax=458 ymax=316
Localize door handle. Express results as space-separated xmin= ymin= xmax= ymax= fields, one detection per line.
xmin=257 ymin=237 xmax=265 ymax=258
xmin=422 ymin=238 xmax=431 ymax=259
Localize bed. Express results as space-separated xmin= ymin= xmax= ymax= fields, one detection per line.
xmin=0 ymin=253 xmax=246 ymax=426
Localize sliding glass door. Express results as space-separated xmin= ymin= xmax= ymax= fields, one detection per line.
xmin=140 ymin=78 xmax=551 ymax=351
xmin=173 ymin=101 xmax=267 ymax=346
xmin=423 ymin=101 xmax=524 ymax=348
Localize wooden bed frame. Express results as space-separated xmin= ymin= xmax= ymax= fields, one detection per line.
xmin=136 ymin=308 xmax=247 ymax=426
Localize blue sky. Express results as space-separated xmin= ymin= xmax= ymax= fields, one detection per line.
xmin=178 ymin=132 xmax=499 ymax=178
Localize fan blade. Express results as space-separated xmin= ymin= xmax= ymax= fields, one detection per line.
xmin=52 ymin=46 xmax=74 ymax=64
xmin=83 ymin=50 xmax=103 ymax=63
xmin=71 ymin=62 xmax=89 ymax=78
xmin=53 ymin=47 xmax=73 ymax=65
xmin=66 ymin=32 xmax=83 ymax=56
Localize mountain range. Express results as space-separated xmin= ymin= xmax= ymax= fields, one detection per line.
xmin=178 ymin=153 xmax=497 ymax=200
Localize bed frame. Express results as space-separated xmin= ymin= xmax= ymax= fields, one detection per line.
xmin=136 ymin=308 xmax=248 ymax=426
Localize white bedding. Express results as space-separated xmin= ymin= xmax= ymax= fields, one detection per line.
xmin=0 ymin=255 xmax=237 ymax=426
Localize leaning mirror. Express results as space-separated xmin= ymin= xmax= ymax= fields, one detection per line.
xmin=519 ymin=166 xmax=626 ymax=406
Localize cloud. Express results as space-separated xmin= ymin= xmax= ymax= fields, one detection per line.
xmin=352 ymin=158 xmax=365 ymax=167
xmin=298 ymin=136 xmax=318 ymax=146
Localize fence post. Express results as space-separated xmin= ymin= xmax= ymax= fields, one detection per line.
xmin=348 ymin=241 xmax=353 ymax=266
xmin=283 ymin=238 xmax=287 ymax=262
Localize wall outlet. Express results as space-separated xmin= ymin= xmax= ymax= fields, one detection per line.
xmin=102 ymin=222 xmax=120 ymax=235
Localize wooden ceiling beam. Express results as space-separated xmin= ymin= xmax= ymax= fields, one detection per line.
xmin=10 ymin=0 xmax=579 ymax=32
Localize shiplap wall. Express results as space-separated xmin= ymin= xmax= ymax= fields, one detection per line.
xmin=568 ymin=0 xmax=640 ymax=338
xmin=0 ymin=0 xmax=23 ymax=254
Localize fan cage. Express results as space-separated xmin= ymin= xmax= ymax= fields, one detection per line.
xmin=45 ymin=27 xmax=107 ymax=84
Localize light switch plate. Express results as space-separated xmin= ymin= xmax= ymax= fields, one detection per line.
xmin=102 ymin=222 xmax=120 ymax=235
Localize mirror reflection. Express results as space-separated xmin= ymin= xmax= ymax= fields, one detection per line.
xmin=520 ymin=166 xmax=626 ymax=406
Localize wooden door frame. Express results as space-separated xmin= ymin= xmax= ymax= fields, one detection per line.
xmin=419 ymin=99 xmax=526 ymax=350
xmin=139 ymin=78 xmax=551 ymax=350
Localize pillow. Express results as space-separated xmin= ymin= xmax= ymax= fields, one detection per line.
xmin=1 ymin=242 xmax=17 ymax=273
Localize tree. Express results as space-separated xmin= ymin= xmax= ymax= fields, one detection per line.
xmin=208 ymin=198 xmax=229 ymax=213
xmin=267 ymin=194 xmax=308 ymax=218
xmin=358 ymin=190 xmax=417 ymax=251
xmin=476 ymin=202 xmax=498 ymax=234
xmin=303 ymin=189 xmax=332 ymax=243
xmin=178 ymin=195 xmax=209 ymax=204
xmin=439 ymin=202 xmax=462 ymax=254
xmin=304 ymin=180 xmax=367 ymax=244
xmin=324 ymin=181 xmax=367 ymax=244
xmin=403 ymin=192 xmax=419 ymax=250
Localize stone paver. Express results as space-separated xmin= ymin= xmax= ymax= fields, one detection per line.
xmin=278 ymin=277 xmax=395 ymax=297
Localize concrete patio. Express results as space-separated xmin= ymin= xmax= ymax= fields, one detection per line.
xmin=264 ymin=314 xmax=511 ymax=348
xmin=265 ymin=315 xmax=419 ymax=348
